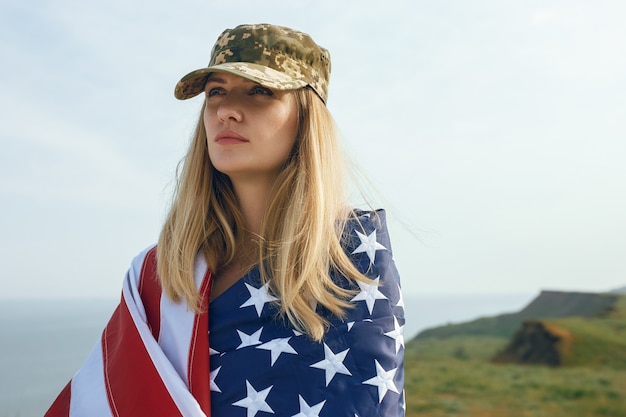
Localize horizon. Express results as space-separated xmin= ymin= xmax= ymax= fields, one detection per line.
xmin=2 ymin=284 xmax=626 ymax=301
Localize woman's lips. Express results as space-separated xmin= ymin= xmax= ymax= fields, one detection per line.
xmin=214 ymin=130 xmax=249 ymax=144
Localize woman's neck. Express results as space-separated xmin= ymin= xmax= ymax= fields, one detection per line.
xmin=231 ymin=176 xmax=274 ymax=235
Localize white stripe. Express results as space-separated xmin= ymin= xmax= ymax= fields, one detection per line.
xmin=122 ymin=251 xmax=207 ymax=417
xmin=158 ymin=288 xmax=196 ymax=383
xmin=69 ymin=341 xmax=114 ymax=417
xmin=159 ymin=254 xmax=209 ymax=384
xmin=125 ymin=245 xmax=156 ymax=322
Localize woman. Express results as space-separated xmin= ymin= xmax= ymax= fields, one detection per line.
xmin=46 ymin=23 xmax=405 ymax=417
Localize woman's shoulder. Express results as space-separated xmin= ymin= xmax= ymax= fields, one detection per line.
xmin=129 ymin=244 xmax=158 ymax=267
xmin=350 ymin=207 xmax=386 ymax=221
xmin=342 ymin=208 xmax=393 ymax=256
xmin=339 ymin=208 xmax=400 ymax=297
xmin=121 ymin=244 xmax=158 ymax=286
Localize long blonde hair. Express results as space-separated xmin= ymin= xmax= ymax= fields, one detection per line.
xmin=157 ymin=87 xmax=370 ymax=341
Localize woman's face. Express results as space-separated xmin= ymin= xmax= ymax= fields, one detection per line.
xmin=204 ymin=72 xmax=299 ymax=185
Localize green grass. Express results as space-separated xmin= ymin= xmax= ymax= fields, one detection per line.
xmin=415 ymin=314 xmax=522 ymax=339
xmin=404 ymin=355 xmax=626 ymax=417
xmin=549 ymin=316 xmax=626 ymax=368
xmin=407 ymin=335 xmax=508 ymax=362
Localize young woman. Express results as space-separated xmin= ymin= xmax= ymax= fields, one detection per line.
xmin=46 ymin=23 xmax=405 ymax=417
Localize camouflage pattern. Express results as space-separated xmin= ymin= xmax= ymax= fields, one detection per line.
xmin=174 ymin=24 xmax=331 ymax=103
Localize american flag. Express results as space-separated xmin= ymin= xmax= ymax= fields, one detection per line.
xmin=45 ymin=209 xmax=405 ymax=417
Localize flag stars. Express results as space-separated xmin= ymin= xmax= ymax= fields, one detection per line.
xmin=232 ymin=380 xmax=274 ymax=417
xmin=202 ymin=219 xmax=404 ymax=414
xmin=210 ymin=366 xmax=221 ymax=392
xmin=350 ymin=276 xmax=388 ymax=314
xmin=240 ymin=282 xmax=278 ymax=316
xmin=384 ymin=316 xmax=405 ymax=354
xmin=351 ymin=230 xmax=386 ymax=264
xmin=310 ymin=343 xmax=352 ymax=386
xmin=290 ymin=396 xmax=325 ymax=417
xmin=236 ymin=327 xmax=263 ymax=349
xmin=257 ymin=337 xmax=298 ymax=366
xmin=396 ymin=283 xmax=405 ymax=310
xmin=363 ymin=360 xmax=400 ymax=403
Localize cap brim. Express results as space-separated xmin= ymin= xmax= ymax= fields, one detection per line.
xmin=174 ymin=62 xmax=308 ymax=100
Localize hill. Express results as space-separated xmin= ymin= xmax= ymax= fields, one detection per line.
xmin=412 ymin=290 xmax=619 ymax=340
xmin=406 ymin=291 xmax=626 ymax=369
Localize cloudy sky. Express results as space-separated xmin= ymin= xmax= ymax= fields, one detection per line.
xmin=1 ymin=0 xmax=625 ymax=299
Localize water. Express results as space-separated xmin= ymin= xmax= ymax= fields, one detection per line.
xmin=0 ymin=298 xmax=117 ymax=417
xmin=0 ymin=293 xmax=534 ymax=416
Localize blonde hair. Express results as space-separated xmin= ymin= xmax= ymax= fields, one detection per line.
xmin=157 ymin=87 xmax=370 ymax=341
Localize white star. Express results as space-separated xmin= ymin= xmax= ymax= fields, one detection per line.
xmin=232 ymin=380 xmax=274 ymax=417
xmin=290 ymin=395 xmax=325 ymax=417
xmin=240 ymin=282 xmax=278 ymax=316
xmin=351 ymin=230 xmax=386 ymax=263
xmin=209 ymin=347 xmax=220 ymax=356
xmin=210 ymin=366 xmax=221 ymax=392
xmin=384 ymin=316 xmax=405 ymax=354
xmin=310 ymin=343 xmax=352 ymax=386
xmin=396 ymin=284 xmax=405 ymax=309
xmin=346 ymin=321 xmax=355 ymax=331
xmin=363 ymin=360 xmax=399 ymax=403
xmin=236 ymin=327 xmax=263 ymax=349
xmin=257 ymin=337 xmax=298 ymax=366
xmin=350 ymin=276 xmax=388 ymax=314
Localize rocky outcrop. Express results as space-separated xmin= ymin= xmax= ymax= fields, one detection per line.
xmin=492 ymin=320 xmax=572 ymax=366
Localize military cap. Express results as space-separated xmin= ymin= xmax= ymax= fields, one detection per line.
xmin=174 ymin=23 xmax=331 ymax=103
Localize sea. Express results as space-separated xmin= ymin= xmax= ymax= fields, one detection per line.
xmin=0 ymin=293 xmax=534 ymax=416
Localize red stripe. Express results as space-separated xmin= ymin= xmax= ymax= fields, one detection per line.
xmin=138 ymin=247 xmax=162 ymax=340
xmin=187 ymin=270 xmax=213 ymax=415
xmin=44 ymin=381 xmax=71 ymax=417
xmin=102 ymin=297 xmax=182 ymax=417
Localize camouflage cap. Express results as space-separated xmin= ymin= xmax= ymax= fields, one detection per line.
xmin=174 ymin=23 xmax=331 ymax=103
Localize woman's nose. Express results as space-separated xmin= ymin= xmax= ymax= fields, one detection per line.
xmin=216 ymin=94 xmax=243 ymax=123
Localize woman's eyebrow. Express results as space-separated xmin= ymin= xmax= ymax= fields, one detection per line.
xmin=205 ymin=76 xmax=227 ymax=84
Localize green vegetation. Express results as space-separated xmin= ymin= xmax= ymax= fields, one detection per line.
xmin=404 ymin=354 xmax=626 ymax=417
xmin=404 ymin=293 xmax=626 ymax=416
xmin=415 ymin=313 xmax=522 ymax=339
xmin=550 ymin=316 xmax=626 ymax=368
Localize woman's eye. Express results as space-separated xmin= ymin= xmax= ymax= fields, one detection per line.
xmin=206 ymin=87 xmax=223 ymax=97
xmin=251 ymin=86 xmax=273 ymax=96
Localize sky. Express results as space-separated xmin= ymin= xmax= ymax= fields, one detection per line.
xmin=1 ymin=0 xmax=625 ymax=299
